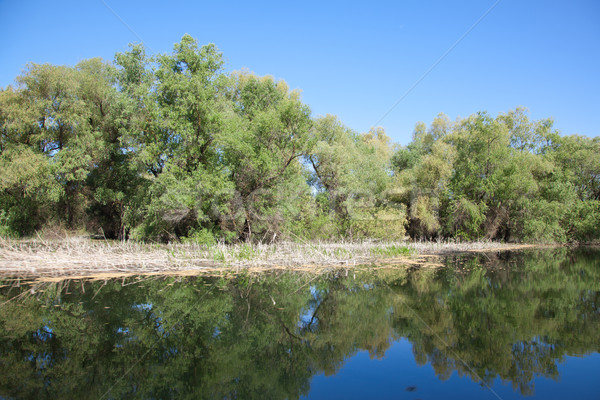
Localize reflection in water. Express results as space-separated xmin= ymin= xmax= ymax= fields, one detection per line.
xmin=0 ymin=248 xmax=599 ymax=399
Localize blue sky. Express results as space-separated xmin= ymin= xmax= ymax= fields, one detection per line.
xmin=1 ymin=0 xmax=598 ymax=145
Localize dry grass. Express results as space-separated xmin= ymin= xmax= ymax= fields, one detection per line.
xmin=407 ymin=239 xmax=541 ymax=254
xmin=0 ymin=236 xmax=542 ymax=280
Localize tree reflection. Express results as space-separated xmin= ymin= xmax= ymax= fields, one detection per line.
xmin=1 ymin=248 xmax=599 ymax=398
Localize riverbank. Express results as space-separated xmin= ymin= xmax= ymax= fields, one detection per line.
xmin=0 ymin=236 xmax=556 ymax=281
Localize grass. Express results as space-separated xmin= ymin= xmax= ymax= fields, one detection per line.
xmin=0 ymin=235 xmax=541 ymax=280
xmin=370 ymin=245 xmax=413 ymax=257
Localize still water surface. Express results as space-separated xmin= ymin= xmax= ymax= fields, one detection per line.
xmin=1 ymin=248 xmax=599 ymax=399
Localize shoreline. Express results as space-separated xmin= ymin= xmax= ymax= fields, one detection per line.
xmin=0 ymin=237 xmax=569 ymax=282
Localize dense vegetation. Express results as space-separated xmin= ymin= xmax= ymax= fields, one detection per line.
xmin=1 ymin=35 xmax=598 ymax=243
xmin=1 ymin=248 xmax=599 ymax=398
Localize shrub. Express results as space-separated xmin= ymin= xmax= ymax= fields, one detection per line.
xmin=0 ymin=210 xmax=16 ymax=238
xmin=182 ymin=228 xmax=217 ymax=246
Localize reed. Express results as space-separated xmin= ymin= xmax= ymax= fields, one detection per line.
xmin=0 ymin=236 xmax=539 ymax=280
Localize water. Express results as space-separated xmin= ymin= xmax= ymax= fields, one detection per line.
xmin=0 ymin=247 xmax=599 ymax=399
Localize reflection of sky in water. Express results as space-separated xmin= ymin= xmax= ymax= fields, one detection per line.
xmin=305 ymin=339 xmax=600 ymax=400
xmin=2 ymin=248 xmax=599 ymax=399
xmin=133 ymin=303 xmax=153 ymax=312
xmin=298 ymin=285 xmax=322 ymax=329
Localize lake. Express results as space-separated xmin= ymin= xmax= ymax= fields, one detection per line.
xmin=1 ymin=247 xmax=599 ymax=399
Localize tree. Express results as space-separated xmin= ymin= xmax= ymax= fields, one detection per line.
xmin=75 ymin=58 xmax=146 ymax=239
xmin=219 ymin=71 xmax=314 ymax=241
xmin=127 ymin=36 xmax=234 ymax=241
xmin=308 ymin=116 xmax=406 ymax=239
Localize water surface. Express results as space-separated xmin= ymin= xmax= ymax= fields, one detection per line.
xmin=1 ymin=247 xmax=599 ymax=399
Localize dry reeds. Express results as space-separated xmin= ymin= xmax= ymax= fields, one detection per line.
xmin=0 ymin=236 xmax=538 ymax=280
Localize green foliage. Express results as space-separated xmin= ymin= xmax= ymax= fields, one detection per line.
xmin=0 ymin=144 xmax=61 ymax=234
xmin=182 ymin=227 xmax=217 ymax=246
xmin=347 ymin=205 xmax=407 ymax=240
xmin=212 ymin=247 xmax=226 ymax=263
xmin=236 ymin=242 xmax=258 ymax=261
xmin=391 ymin=108 xmax=599 ymax=243
xmin=219 ymin=71 xmax=314 ymax=241
xmin=518 ymin=199 xmax=568 ymax=243
xmin=446 ymin=197 xmax=488 ymax=240
xmin=0 ymin=209 xmax=15 ymax=238
xmin=0 ymin=36 xmax=596 ymax=243
xmin=370 ymin=244 xmax=413 ymax=257
xmin=569 ymin=200 xmax=600 ymax=241
xmin=392 ymin=122 xmax=455 ymax=239
xmin=307 ymin=116 xmax=407 ymax=240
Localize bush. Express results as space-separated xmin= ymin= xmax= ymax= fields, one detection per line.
xmin=519 ymin=200 xmax=567 ymax=243
xmin=446 ymin=198 xmax=487 ymax=240
xmin=182 ymin=228 xmax=217 ymax=246
xmin=0 ymin=210 xmax=16 ymax=238
xmin=567 ymin=200 xmax=600 ymax=242
xmin=348 ymin=205 xmax=407 ymax=241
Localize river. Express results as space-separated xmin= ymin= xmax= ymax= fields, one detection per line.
xmin=1 ymin=247 xmax=599 ymax=399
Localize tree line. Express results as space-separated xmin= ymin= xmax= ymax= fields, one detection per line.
xmin=1 ymin=35 xmax=598 ymax=243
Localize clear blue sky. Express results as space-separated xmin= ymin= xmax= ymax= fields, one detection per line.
xmin=1 ymin=0 xmax=598 ymax=145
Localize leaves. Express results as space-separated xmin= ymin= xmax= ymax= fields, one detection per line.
xmin=390 ymin=108 xmax=598 ymax=242
xmin=0 ymin=35 xmax=597 ymax=243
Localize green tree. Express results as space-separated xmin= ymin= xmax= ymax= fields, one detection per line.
xmin=308 ymin=116 xmax=406 ymax=239
xmin=127 ymin=36 xmax=234 ymax=241
xmin=219 ymin=71 xmax=314 ymax=241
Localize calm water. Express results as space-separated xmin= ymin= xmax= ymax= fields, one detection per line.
xmin=1 ymin=248 xmax=599 ymax=399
